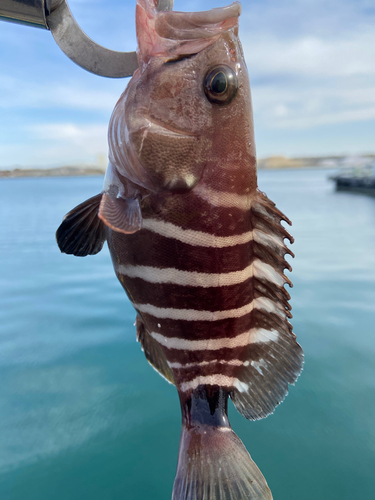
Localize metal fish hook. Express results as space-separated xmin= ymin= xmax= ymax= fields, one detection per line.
xmin=0 ymin=0 xmax=174 ymax=78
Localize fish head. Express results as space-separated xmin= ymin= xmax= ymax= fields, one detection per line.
xmin=108 ymin=0 xmax=256 ymax=195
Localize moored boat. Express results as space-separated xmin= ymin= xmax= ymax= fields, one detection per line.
xmin=330 ymin=162 xmax=375 ymax=196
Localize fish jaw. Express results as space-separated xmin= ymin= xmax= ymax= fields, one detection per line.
xmin=136 ymin=0 xmax=241 ymax=65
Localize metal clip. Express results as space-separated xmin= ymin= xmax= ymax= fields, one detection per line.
xmin=0 ymin=0 xmax=174 ymax=78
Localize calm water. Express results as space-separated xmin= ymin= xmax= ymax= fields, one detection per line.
xmin=1 ymin=170 xmax=374 ymax=500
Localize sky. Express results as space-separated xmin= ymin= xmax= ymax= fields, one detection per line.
xmin=0 ymin=0 xmax=374 ymax=168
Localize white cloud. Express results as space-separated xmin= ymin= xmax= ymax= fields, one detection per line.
xmin=240 ymin=25 xmax=375 ymax=132
xmin=244 ymin=30 xmax=375 ymax=78
xmin=31 ymin=122 xmax=107 ymax=143
xmin=0 ymin=76 xmax=121 ymax=111
xmin=0 ymin=123 xmax=109 ymax=168
xmin=252 ymin=83 xmax=375 ymax=129
xmin=1 ymin=0 xmax=375 ymax=163
xmin=270 ymin=107 xmax=375 ymax=130
xmin=31 ymin=123 xmax=108 ymax=164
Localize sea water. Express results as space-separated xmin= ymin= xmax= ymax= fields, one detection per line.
xmin=0 ymin=169 xmax=374 ymax=500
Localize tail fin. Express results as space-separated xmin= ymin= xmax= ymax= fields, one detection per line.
xmin=172 ymin=424 xmax=272 ymax=500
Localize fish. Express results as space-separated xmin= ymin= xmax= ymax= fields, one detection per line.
xmin=56 ymin=1 xmax=304 ymax=499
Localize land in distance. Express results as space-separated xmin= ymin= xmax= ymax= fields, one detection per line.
xmin=0 ymin=165 xmax=105 ymax=179
xmin=1 ymin=155 xmax=374 ymax=178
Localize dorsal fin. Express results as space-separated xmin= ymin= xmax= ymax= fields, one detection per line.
xmin=136 ymin=315 xmax=175 ymax=385
xmin=56 ymin=194 xmax=106 ymax=257
xmin=230 ymin=190 xmax=303 ymax=420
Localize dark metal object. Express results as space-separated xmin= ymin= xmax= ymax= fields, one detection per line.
xmin=335 ymin=177 xmax=375 ymax=197
xmin=0 ymin=0 xmax=174 ymax=77
xmin=47 ymin=1 xmax=139 ymax=78
xmin=330 ymin=164 xmax=375 ymax=197
xmin=0 ymin=0 xmax=47 ymax=28
xmin=0 ymin=0 xmax=62 ymax=28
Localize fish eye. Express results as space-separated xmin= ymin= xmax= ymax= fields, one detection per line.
xmin=203 ymin=65 xmax=238 ymax=105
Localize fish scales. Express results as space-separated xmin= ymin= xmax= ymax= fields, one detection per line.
xmin=56 ymin=1 xmax=303 ymax=499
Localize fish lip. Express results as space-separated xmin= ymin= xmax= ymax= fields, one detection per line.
xmin=135 ymin=112 xmax=198 ymax=138
xmin=150 ymin=118 xmax=198 ymax=137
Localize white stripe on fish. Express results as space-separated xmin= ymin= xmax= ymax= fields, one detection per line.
xmin=193 ymin=184 xmax=252 ymax=210
xmin=180 ymin=375 xmax=249 ymax=393
xmin=253 ymin=228 xmax=285 ymax=249
xmin=142 ymin=218 xmax=253 ymax=248
xmin=168 ymin=359 xmax=244 ymax=369
xmin=134 ymin=296 xmax=283 ymax=321
xmin=253 ymin=260 xmax=286 ymax=286
xmin=142 ymin=218 xmax=285 ymax=252
xmin=118 ymin=259 xmax=285 ymax=288
xmin=150 ymin=328 xmax=279 ymax=351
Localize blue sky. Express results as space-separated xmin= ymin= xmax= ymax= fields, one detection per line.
xmin=0 ymin=0 xmax=374 ymax=168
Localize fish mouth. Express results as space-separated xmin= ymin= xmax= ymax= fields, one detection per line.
xmin=134 ymin=112 xmax=198 ymax=138
xmin=150 ymin=118 xmax=198 ymax=137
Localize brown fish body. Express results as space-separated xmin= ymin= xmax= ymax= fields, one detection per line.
xmin=56 ymin=2 xmax=303 ymax=499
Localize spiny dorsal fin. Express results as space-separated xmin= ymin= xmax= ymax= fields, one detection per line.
xmin=56 ymin=194 xmax=106 ymax=257
xmin=136 ymin=315 xmax=175 ymax=385
xmin=231 ymin=189 xmax=304 ymax=420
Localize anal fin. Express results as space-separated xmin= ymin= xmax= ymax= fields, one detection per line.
xmin=136 ymin=315 xmax=175 ymax=385
xmin=56 ymin=193 xmax=106 ymax=257
xmin=231 ymin=323 xmax=304 ymax=421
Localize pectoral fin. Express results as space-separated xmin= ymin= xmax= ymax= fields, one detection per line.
xmin=98 ymin=193 xmax=142 ymax=234
xmin=56 ymin=193 xmax=106 ymax=256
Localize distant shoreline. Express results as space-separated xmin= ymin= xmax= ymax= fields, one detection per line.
xmin=1 ymin=155 xmax=374 ymax=178
xmin=0 ymin=166 xmax=105 ymax=179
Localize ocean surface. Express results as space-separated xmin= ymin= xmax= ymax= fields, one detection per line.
xmin=1 ymin=169 xmax=374 ymax=500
